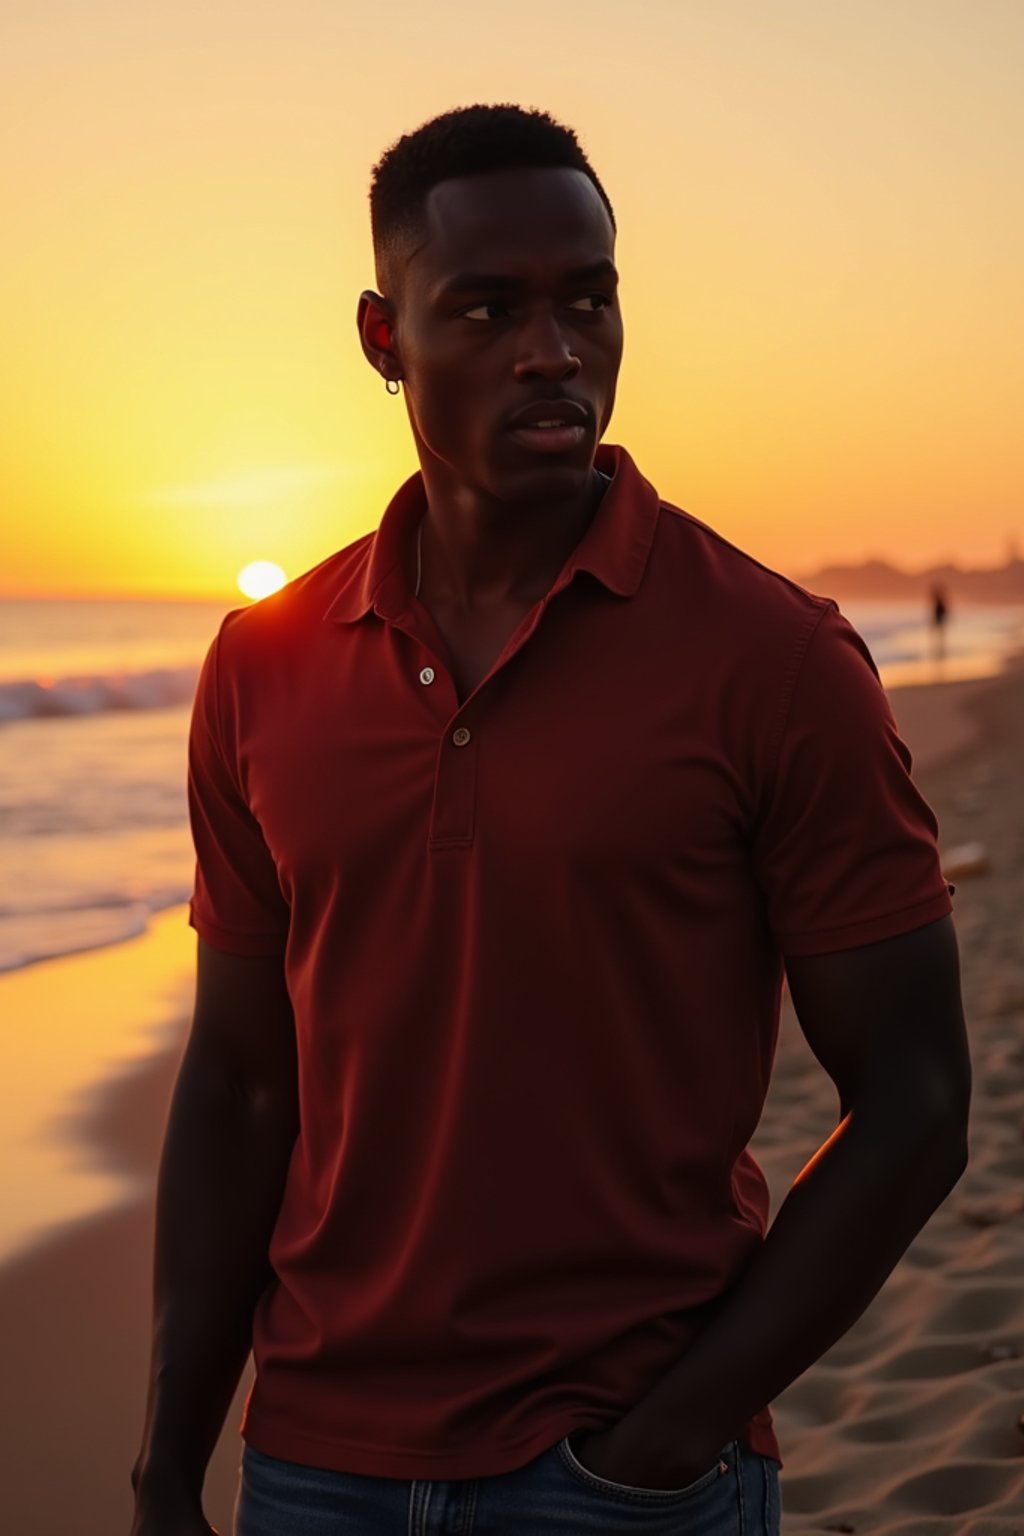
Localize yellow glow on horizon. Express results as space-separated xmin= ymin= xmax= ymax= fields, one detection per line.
xmin=237 ymin=561 xmax=287 ymax=601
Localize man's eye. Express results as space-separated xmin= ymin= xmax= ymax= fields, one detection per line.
xmin=568 ymin=294 xmax=612 ymax=311
xmin=462 ymin=302 xmax=510 ymax=321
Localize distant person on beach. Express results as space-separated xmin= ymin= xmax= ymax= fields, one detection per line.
xmin=130 ymin=105 xmax=971 ymax=1536
xmin=930 ymin=581 xmax=950 ymax=662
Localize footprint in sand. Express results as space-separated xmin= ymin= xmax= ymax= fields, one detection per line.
xmin=928 ymin=1283 xmax=1023 ymax=1335
xmin=872 ymin=1338 xmax=1017 ymax=1381
xmin=880 ymin=1458 xmax=1024 ymax=1517
xmin=951 ymin=1393 xmax=1024 ymax=1460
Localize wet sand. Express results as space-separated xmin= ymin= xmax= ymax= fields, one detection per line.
xmin=2 ymin=662 xmax=1022 ymax=1534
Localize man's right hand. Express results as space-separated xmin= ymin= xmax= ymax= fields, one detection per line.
xmin=130 ymin=1519 xmax=216 ymax=1536
xmin=129 ymin=1487 xmax=217 ymax=1536
xmin=130 ymin=1517 xmax=217 ymax=1534
xmin=129 ymin=1464 xmax=218 ymax=1535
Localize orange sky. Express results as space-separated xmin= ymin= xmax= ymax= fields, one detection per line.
xmin=2 ymin=0 xmax=1022 ymax=599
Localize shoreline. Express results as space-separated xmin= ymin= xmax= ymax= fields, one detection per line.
xmin=3 ymin=659 xmax=1024 ymax=1531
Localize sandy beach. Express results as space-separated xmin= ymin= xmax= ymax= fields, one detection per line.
xmin=2 ymin=663 xmax=1022 ymax=1535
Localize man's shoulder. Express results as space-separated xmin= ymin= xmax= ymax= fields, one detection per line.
xmin=655 ymin=499 xmax=830 ymax=617
xmin=215 ymin=531 xmax=376 ymax=660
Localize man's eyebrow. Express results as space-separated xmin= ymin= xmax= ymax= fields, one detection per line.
xmin=564 ymin=259 xmax=619 ymax=285
xmin=435 ymin=259 xmax=620 ymax=298
xmin=437 ymin=272 xmax=522 ymax=296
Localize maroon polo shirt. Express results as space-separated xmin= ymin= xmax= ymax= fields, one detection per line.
xmin=187 ymin=443 xmax=953 ymax=1479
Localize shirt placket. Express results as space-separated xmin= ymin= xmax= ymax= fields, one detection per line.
xmin=388 ymin=596 xmax=555 ymax=849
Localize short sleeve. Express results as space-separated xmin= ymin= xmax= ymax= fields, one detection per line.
xmin=187 ymin=627 xmax=290 ymax=955
xmin=751 ymin=603 xmax=953 ymax=956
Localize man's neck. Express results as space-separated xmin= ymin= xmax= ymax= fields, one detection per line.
xmin=414 ymin=467 xmax=610 ymax=611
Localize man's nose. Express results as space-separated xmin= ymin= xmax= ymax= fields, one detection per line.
xmin=513 ymin=309 xmax=581 ymax=381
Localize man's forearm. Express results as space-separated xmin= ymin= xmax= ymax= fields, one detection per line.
xmin=614 ymin=1095 xmax=968 ymax=1465
xmin=131 ymin=1052 xmax=296 ymax=1507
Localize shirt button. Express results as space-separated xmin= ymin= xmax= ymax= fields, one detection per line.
xmin=452 ymin=727 xmax=471 ymax=747
xmin=419 ymin=667 xmax=435 ymax=685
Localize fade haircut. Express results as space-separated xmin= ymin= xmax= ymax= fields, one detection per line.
xmin=369 ymin=104 xmax=616 ymax=298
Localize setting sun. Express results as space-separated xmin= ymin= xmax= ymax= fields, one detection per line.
xmin=237 ymin=561 xmax=287 ymax=601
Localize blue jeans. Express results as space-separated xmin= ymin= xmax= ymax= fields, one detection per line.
xmin=234 ymin=1431 xmax=782 ymax=1534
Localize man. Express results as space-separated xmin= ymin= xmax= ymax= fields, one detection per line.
xmin=130 ymin=105 xmax=971 ymax=1535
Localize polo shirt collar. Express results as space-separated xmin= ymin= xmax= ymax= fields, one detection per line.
xmin=323 ymin=443 xmax=661 ymax=625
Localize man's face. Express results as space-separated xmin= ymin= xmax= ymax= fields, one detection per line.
xmin=387 ymin=166 xmax=623 ymax=506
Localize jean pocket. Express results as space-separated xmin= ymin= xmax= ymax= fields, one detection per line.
xmin=556 ymin=1432 xmax=735 ymax=1505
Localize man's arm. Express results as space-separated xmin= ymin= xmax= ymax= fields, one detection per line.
xmin=130 ymin=939 xmax=298 ymax=1535
xmin=579 ymin=915 xmax=971 ymax=1485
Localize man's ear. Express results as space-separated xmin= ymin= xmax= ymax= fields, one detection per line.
xmin=357 ymin=291 xmax=401 ymax=385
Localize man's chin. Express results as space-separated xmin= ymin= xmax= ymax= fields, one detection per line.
xmin=492 ymin=453 xmax=597 ymax=504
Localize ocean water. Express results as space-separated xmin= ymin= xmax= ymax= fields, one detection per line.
xmin=1 ymin=593 xmax=1022 ymax=976
xmin=0 ymin=598 xmax=230 ymax=973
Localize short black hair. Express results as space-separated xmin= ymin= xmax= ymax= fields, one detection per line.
xmin=369 ymin=104 xmax=615 ymax=296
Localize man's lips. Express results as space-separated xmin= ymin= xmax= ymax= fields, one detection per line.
xmin=504 ymin=398 xmax=590 ymax=454
xmin=508 ymin=424 xmax=587 ymax=454
xmin=504 ymin=398 xmax=589 ymax=431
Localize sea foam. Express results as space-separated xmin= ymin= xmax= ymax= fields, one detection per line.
xmin=0 ymin=666 xmax=199 ymax=725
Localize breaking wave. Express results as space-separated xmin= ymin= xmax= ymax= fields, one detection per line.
xmin=0 ymin=666 xmax=199 ymax=725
